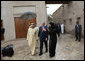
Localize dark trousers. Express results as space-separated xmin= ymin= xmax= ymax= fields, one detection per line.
xmin=75 ymin=33 xmax=81 ymax=41
xmin=58 ymin=32 xmax=60 ymax=37
xmin=40 ymin=39 xmax=48 ymax=54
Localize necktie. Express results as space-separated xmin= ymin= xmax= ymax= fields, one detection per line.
xmin=42 ymin=27 xmax=44 ymax=32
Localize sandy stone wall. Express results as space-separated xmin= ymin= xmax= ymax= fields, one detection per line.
xmin=52 ymin=1 xmax=84 ymax=37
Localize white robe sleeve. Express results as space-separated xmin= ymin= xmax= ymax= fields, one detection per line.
xmin=27 ymin=29 xmax=29 ymax=41
xmin=35 ymin=27 xmax=39 ymax=40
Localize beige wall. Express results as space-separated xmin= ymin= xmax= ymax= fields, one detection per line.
xmin=1 ymin=1 xmax=47 ymax=41
xmin=52 ymin=1 xmax=84 ymax=37
xmin=1 ymin=1 xmax=16 ymax=41
xmin=52 ymin=5 xmax=64 ymax=23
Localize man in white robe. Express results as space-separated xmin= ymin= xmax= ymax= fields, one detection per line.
xmin=34 ymin=24 xmax=39 ymax=49
xmin=27 ymin=23 xmax=39 ymax=55
xmin=61 ymin=23 xmax=64 ymax=34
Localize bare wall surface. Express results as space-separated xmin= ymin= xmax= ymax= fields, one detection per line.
xmin=1 ymin=1 xmax=47 ymax=41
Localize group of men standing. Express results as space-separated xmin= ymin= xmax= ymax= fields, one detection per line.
xmin=27 ymin=22 xmax=59 ymax=57
xmin=26 ymin=20 xmax=82 ymax=58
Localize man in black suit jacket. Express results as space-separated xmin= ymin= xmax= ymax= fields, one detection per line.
xmin=75 ymin=21 xmax=82 ymax=42
xmin=38 ymin=22 xmax=48 ymax=56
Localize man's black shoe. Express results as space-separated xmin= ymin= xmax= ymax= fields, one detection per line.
xmin=75 ymin=39 xmax=77 ymax=41
xmin=39 ymin=53 xmax=43 ymax=56
xmin=78 ymin=40 xmax=80 ymax=42
xmin=45 ymin=50 xmax=48 ymax=53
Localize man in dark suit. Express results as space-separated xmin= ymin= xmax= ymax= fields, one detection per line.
xmin=75 ymin=21 xmax=82 ymax=42
xmin=57 ymin=23 xmax=61 ymax=38
xmin=38 ymin=22 xmax=48 ymax=56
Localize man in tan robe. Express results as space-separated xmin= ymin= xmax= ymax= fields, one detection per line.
xmin=27 ymin=23 xmax=39 ymax=55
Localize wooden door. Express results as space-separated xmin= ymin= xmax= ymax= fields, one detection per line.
xmin=25 ymin=18 xmax=36 ymax=35
xmin=14 ymin=17 xmax=36 ymax=38
xmin=14 ymin=17 xmax=26 ymax=38
xmin=1 ymin=20 xmax=4 ymax=41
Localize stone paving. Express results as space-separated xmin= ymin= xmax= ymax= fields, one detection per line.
xmin=1 ymin=34 xmax=84 ymax=60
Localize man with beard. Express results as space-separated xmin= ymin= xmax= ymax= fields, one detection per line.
xmin=27 ymin=23 xmax=39 ymax=55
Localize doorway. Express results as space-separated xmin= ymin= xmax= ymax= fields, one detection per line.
xmin=1 ymin=20 xmax=4 ymax=41
xmin=14 ymin=17 xmax=36 ymax=38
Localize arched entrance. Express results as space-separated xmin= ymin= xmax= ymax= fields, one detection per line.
xmin=14 ymin=17 xmax=36 ymax=38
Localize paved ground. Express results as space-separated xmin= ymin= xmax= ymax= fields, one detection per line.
xmin=1 ymin=34 xmax=84 ymax=60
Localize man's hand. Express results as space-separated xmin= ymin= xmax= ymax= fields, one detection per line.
xmin=43 ymin=28 xmax=46 ymax=31
xmin=36 ymin=39 xmax=38 ymax=42
xmin=37 ymin=37 xmax=40 ymax=41
xmin=48 ymin=24 xmax=51 ymax=27
xmin=45 ymin=38 xmax=48 ymax=41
